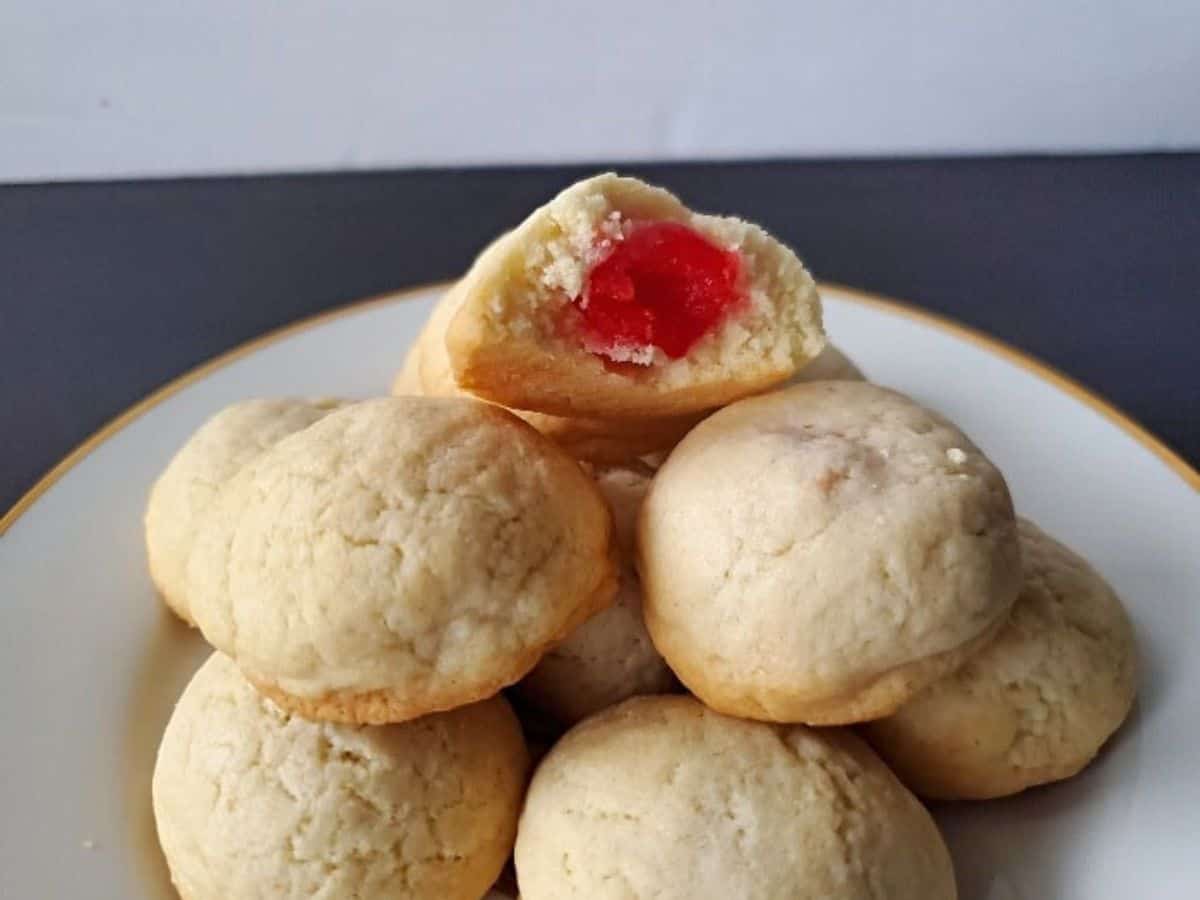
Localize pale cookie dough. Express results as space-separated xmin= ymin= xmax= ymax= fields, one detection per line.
xmin=145 ymin=398 xmax=346 ymax=624
xmin=444 ymin=173 xmax=826 ymax=419
xmin=186 ymin=396 xmax=618 ymax=724
xmin=153 ymin=652 xmax=529 ymax=900
xmin=514 ymin=695 xmax=956 ymax=900
xmin=639 ymin=380 xmax=1021 ymax=725
xmin=518 ymin=462 xmax=676 ymax=724
xmin=393 ymin=284 xmax=703 ymax=463
xmin=864 ymin=518 xmax=1138 ymax=799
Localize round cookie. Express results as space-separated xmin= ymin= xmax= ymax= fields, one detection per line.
xmin=444 ymin=173 xmax=826 ymax=419
xmin=153 ymin=652 xmax=528 ymax=900
xmin=145 ymin=398 xmax=346 ymax=624
xmin=638 ymin=380 xmax=1021 ymax=725
xmin=514 ymin=695 xmax=957 ymax=900
xmin=784 ymin=341 xmax=865 ymax=383
xmin=393 ymin=284 xmax=703 ymax=464
xmin=185 ymin=396 xmax=618 ymax=724
xmin=391 ymin=336 xmax=424 ymax=394
xmin=863 ymin=518 xmax=1138 ymax=799
xmin=518 ymin=462 xmax=676 ymax=724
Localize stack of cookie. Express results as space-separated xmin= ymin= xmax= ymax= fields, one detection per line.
xmin=146 ymin=174 xmax=1137 ymax=900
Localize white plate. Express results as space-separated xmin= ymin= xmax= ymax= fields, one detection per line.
xmin=1 ymin=284 xmax=1197 ymax=899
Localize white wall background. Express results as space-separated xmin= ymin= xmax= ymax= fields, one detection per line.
xmin=3 ymin=0 xmax=1198 ymax=182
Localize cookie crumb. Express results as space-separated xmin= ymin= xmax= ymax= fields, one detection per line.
xmin=946 ymin=447 xmax=967 ymax=465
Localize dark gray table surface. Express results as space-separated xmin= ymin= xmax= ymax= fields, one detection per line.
xmin=2 ymin=156 xmax=1198 ymax=514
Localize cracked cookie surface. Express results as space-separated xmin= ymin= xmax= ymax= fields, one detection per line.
xmin=514 ymin=695 xmax=955 ymax=900
xmin=152 ymin=652 xmax=529 ymax=900
xmin=864 ymin=518 xmax=1138 ymax=799
xmin=145 ymin=398 xmax=348 ymax=624
xmin=185 ymin=396 xmax=618 ymax=724
xmin=638 ymin=380 xmax=1021 ymax=725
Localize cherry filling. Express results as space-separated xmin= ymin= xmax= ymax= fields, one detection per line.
xmin=575 ymin=221 xmax=743 ymax=361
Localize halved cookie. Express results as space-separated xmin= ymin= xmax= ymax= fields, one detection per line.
xmin=444 ymin=173 xmax=826 ymax=418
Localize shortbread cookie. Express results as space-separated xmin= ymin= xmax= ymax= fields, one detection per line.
xmin=514 ymin=695 xmax=956 ymax=900
xmin=518 ymin=462 xmax=675 ymax=723
xmin=786 ymin=342 xmax=865 ymax=383
xmin=639 ymin=380 xmax=1021 ymax=725
xmin=390 ymin=334 xmax=424 ymax=395
xmin=393 ymin=284 xmax=702 ymax=463
xmin=864 ymin=518 xmax=1138 ymax=799
xmin=145 ymin=398 xmax=346 ymax=624
xmin=186 ymin=396 xmax=618 ymax=724
xmin=153 ymin=652 xmax=528 ymax=900
xmin=444 ymin=173 xmax=826 ymax=418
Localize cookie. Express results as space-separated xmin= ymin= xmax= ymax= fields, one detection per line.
xmin=153 ymin=652 xmax=529 ymax=900
xmin=518 ymin=462 xmax=676 ymax=724
xmin=785 ymin=341 xmax=865 ymax=383
xmin=638 ymin=380 xmax=1021 ymax=725
xmin=393 ymin=283 xmax=702 ymax=463
xmin=185 ymin=396 xmax=618 ymax=724
xmin=514 ymin=695 xmax=956 ymax=900
xmin=863 ymin=518 xmax=1138 ymax=799
xmin=390 ymin=334 xmax=424 ymax=395
xmin=443 ymin=173 xmax=826 ymax=418
xmin=145 ymin=398 xmax=346 ymax=624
